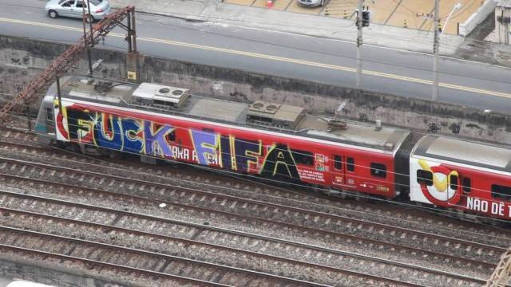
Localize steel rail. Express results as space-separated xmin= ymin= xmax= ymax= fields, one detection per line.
xmin=0 ymin=245 xmax=229 ymax=286
xmin=0 ymin=205 xmax=438 ymax=286
xmin=0 ymin=225 xmax=328 ymax=287
xmin=0 ymin=174 xmax=494 ymax=285
xmin=1 ymin=131 xmax=510 ymax=250
xmin=0 ymin=154 xmax=504 ymax=262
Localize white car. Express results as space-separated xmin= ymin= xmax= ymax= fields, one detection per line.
xmin=297 ymin=0 xmax=326 ymax=7
xmin=45 ymin=0 xmax=111 ymax=21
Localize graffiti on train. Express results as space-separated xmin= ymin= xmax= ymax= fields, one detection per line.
xmin=414 ymin=159 xmax=511 ymax=219
xmin=55 ymin=105 xmax=320 ymax=181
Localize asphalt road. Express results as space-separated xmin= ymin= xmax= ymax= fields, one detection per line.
xmin=1 ymin=0 xmax=511 ymax=113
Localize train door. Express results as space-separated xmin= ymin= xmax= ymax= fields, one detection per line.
xmin=330 ymin=154 xmax=345 ymax=187
xmin=46 ymin=107 xmax=55 ymax=134
xmin=344 ymin=155 xmax=357 ymax=188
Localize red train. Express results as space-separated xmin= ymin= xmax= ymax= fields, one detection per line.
xmin=34 ymin=76 xmax=511 ymax=222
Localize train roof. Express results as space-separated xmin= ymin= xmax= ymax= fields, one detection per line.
xmin=411 ymin=135 xmax=511 ymax=173
xmin=51 ymin=76 xmax=411 ymax=154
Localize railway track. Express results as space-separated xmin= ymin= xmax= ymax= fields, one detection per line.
xmin=0 ymin=225 xmax=323 ymax=287
xmin=0 ymin=147 xmax=506 ymax=263
xmin=1 ymin=128 xmax=510 ymax=248
xmin=0 ymin=188 xmax=486 ymax=287
xmin=0 ymin=244 xmax=229 ymax=287
xmin=1 ymin=127 xmax=510 ymax=248
xmin=0 ymin=160 xmax=495 ymax=285
xmin=0 ymin=127 xmax=506 ymax=286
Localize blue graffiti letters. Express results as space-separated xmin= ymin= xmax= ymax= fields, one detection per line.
xmin=121 ymin=118 xmax=144 ymax=154
xmin=191 ymin=130 xmax=219 ymax=165
xmin=144 ymin=121 xmax=174 ymax=157
xmin=94 ymin=113 xmax=123 ymax=151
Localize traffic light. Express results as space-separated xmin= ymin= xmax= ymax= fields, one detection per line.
xmin=362 ymin=9 xmax=370 ymax=27
xmin=355 ymin=7 xmax=370 ymax=27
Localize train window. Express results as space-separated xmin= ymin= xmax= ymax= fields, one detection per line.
xmin=417 ymin=170 xmax=433 ymax=186
xmin=370 ymin=163 xmax=386 ymax=178
xmin=334 ymin=155 xmax=343 ymax=170
xmin=46 ymin=108 xmax=53 ymax=121
xmin=462 ymin=178 xmax=471 ymax=194
xmin=347 ymin=157 xmax=355 ymax=172
xmin=291 ymin=149 xmax=314 ymax=166
xmin=491 ymin=185 xmax=511 ymax=201
xmin=449 ymin=175 xmax=458 ymax=190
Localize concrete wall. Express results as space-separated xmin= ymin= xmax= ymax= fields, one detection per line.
xmin=1 ymin=35 xmax=511 ymax=144
xmin=460 ymin=0 xmax=497 ymax=36
xmin=486 ymin=1 xmax=511 ymax=43
xmin=0 ymin=259 xmax=124 ymax=287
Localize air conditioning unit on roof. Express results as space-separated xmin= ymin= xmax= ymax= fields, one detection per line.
xmin=132 ymin=83 xmax=190 ymax=109
xmin=249 ymin=101 xmax=281 ymax=114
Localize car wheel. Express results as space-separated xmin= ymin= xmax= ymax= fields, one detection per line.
xmin=48 ymin=10 xmax=58 ymax=19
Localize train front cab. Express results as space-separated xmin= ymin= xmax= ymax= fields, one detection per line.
xmin=34 ymin=95 xmax=56 ymax=145
xmin=409 ymin=135 xmax=511 ymax=221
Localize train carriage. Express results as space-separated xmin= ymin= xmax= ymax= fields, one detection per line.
xmin=35 ymin=76 xmax=411 ymax=199
xmin=410 ymin=135 xmax=511 ymax=220
xmin=35 ymin=75 xmax=511 ymax=222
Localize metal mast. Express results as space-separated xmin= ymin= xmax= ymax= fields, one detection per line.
xmin=485 ymin=247 xmax=511 ymax=287
xmin=432 ymin=0 xmax=440 ymax=102
xmin=81 ymin=0 xmax=93 ymax=75
xmin=356 ymin=0 xmax=363 ymax=88
xmin=0 ymin=6 xmax=137 ymax=123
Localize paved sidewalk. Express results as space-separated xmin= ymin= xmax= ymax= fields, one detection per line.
xmin=110 ymin=0 xmax=465 ymax=55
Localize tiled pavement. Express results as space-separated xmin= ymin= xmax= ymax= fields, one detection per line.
xmin=225 ymin=0 xmax=483 ymax=35
xmin=108 ymin=0 xmax=483 ymax=56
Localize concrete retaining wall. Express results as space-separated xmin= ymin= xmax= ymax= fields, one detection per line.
xmin=0 ymin=259 xmax=124 ymax=287
xmin=1 ymin=35 xmax=511 ymax=144
xmin=460 ymin=0 xmax=497 ymax=36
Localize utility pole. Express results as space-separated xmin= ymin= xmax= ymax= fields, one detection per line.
xmin=432 ymin=0 xmax=440 ymax=102
xmin=356 ymin=0 xmax=363 ymax=88
xmin=81 ymin=1 xmax=93 ymax=75
xmin=87 ymin=0 xmax=94 ymax=49
xmin=126 ymin=8 xmax=140 ymax=83
xmin=496 ymin=4 xmax=510 ymax=45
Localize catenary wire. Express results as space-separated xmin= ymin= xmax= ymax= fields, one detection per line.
xmin=31 ymin=127 xmax=511 ymax=228
xmin=5 ymin=82 xmax=510 ymax=194
xmin=6 ymin=110 xmax=511 ymax=232
xmin=11 ymin=121 xmax=511 ymax=240
xmin=34 ymin=109 xmax=511 ymax=201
